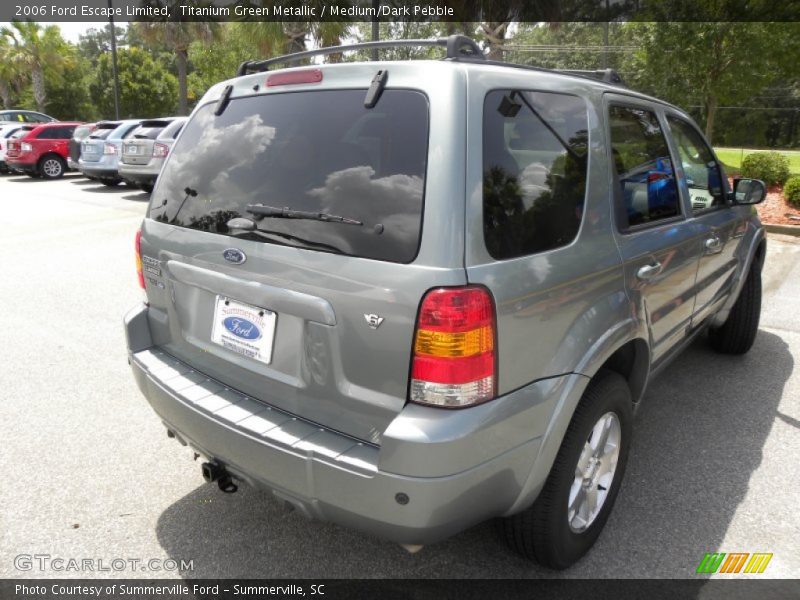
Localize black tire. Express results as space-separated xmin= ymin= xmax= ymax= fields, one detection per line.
xmin=38 ymin=155 xmax=66 ymax=179
xmin=101 ymin=178 xmax=121 ymax=187
xmin=140 ymin=183 xmax=154 ymax=194
xmin=708 ymin=263 xmax=761 ymax=355
xmin=499 ymin=370 xmax=633 ymax=569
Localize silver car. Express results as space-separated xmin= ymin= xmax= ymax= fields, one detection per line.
xmin=125 ymin=36 xmax=767 ymax=568
xmin=78 ymin=119 xmax=141 ymax=186
xmin=119 ymin=117 xmax=187 ymax=193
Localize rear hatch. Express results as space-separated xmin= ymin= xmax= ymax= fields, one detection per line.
xmin=6 ymin=127 xmax=33 ymax=158
xmin=122 ymin=120 xmax=172 ymax=166
xmin=82 ymin=123 xmax=118 ymax=162
xmin=140 ymin=80 xmax=463 ymax=443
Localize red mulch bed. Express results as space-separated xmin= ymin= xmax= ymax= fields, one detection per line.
xmin=755 ymin=185 xmax=800 ymax=226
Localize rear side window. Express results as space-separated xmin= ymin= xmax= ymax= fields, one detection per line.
xmin=608 ymin=105 xmax=680 ymax=229
xmin=36 ymin=126 xmax=74 ymax=140
xmin=483 ymin=90 xmax=588 ymax=260
xmin=151 ymin=89 xmax=429 ymax=263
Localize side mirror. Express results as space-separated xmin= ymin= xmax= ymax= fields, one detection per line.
xmin=732 ymin=178 xmax=767 ymax=205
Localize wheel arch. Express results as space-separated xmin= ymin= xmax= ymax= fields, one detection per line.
xmin=37 ymin=152 xmax=66 ymax=174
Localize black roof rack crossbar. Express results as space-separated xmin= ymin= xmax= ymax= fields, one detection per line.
xmin=236 ymin=35 xmax=484 ymax=76
xmin=450 ymin=56 xmax=628 ymax=88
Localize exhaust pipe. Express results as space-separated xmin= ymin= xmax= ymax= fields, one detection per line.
xmin=201 ymin=461 xmax=238 ymax=493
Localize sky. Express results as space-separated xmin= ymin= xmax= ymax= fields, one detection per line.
xmin=44 ymin=22 xmax=120 ymax=43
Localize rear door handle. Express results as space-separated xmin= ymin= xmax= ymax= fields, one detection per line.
xmin=636 ymin=262 xmax=663 ymax=281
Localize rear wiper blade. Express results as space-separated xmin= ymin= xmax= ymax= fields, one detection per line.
xmin=245 ymin=204 xmax=363 ymax=226
xmin=227 ymin=217 xmax=347 ymax=254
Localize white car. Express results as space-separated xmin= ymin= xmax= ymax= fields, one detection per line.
xmin=0 ymin=123 xmax=26 ymax=173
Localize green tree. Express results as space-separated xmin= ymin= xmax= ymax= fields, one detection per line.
xmin=89 ymin=46 xmax=178 ymax=119
xmin=0 ymin=35 xmax=27 ymax=108
xmin=188 ymin=23 xmax=253 ymax=102
xmin=132 ymin=2 xmax=220 ymax=115
xmin=0 ymin=22 xmax=70 ymax=112
xmin=45 ymin=51 xmax=94 ymax=120
xmin=509 ymin=22 xmax=626 ymax=70
xmin=77 ymin=26 xmax=127 ymax=67
xmin=622 ymin=22 xmax=800 ymax=143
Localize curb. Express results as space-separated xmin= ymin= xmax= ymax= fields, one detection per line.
xmin=764 ymin=223 xmax=800 ymax=237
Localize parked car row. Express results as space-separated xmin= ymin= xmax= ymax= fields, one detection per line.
xmin=0 ymin=115 xmax=186 ymax=189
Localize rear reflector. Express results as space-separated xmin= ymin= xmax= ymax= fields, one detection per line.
xmin=135 ymin=229 xmax=145 ymax=290
xmin=103 ymin=143 xmax=116 ymax=155
xmin=410 ymin=286 xmax=497 ymax=408
xmin=267 ymin=68 xmax=323 ymax=87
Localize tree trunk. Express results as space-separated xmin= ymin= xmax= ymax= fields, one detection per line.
xmin=0 ymin=80 xmax=11 ymax=109
xmin=481 ymin=22 xmax=508 ymax=61
xmin=176 ymin=50 xmax=188 ymax=116
xmin=705 ymin=94 xmax=717 ymax=144
xmin=31 ymin=66 xmax=46 ymax=112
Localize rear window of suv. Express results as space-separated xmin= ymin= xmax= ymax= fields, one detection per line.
xmin=150 ymin=89 xmax=429 ymax=263
xmin=133 ymin=121 xmax=172 ymax=139
xmin=89 ymin=126 xmax=116 ymax=140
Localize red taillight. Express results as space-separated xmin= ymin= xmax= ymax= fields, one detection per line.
xmin=267 ymin=68 xmax=323 ymax=87
xmin=410 ymin=286 xmax=497 ymax=408
xmin=104 ymin=143 xmax=116 ymax=155
xmin=135 ymin=230 xmax=145 ymax=290
xmin=153 ymin=142 xmax=169 ymax=158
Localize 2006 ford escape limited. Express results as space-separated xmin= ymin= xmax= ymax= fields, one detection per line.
xmin=125 ymin=36 xmax=767 ymax=568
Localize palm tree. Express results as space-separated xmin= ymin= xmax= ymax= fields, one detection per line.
xmin=0 ymin=22 xmax=68 ymax=112
xmin=134 ymin=1 xmax=220 ymax=115
xmin=0 ymin=36 xmax=25 ymax=108
xmin=230 ymin=2 xmax=349 ymax=62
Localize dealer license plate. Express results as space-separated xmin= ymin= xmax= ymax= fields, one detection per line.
xmin=210 ymin=296 xmax=276 ymax=365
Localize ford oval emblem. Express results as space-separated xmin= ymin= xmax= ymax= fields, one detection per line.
xmin=223 ymin=317 xmax=262 ymax=340
xmin=223 ymin=248 xmax=246 ymax=264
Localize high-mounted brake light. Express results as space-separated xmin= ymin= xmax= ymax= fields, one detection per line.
xmin=153 ymin=142 xmax=169 ymax=158
xmin=266 ymin=68 xmax=323 ymax=87
xmin=135 ymin=229 xmax=145 ymax=290
xmin=410 ymin=286 xmax=497 ymax=408
xmin=103 ymin=143 xmax=116 ymax=155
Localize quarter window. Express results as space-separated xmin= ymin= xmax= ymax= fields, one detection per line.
xmin=667 ymin=116 xmax=725 ymax=213
xmin=483 ymin=90 xmax=589 ymax=260
xmin=608 ymin=105 xmax=680 ymax=229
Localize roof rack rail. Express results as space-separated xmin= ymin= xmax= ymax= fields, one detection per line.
xmin=236 ymin=34 xmax=484 ymax=76
xmin=557 ymin=69 xmax=626 ymax=86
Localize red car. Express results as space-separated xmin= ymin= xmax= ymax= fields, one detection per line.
xmin=5 ymin=122 xmax=82 ymax=179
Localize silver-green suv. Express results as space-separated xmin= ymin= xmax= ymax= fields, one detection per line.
xmin=125 ymin=36 xmax=767 ymax=569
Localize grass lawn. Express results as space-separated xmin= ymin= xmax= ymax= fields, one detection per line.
xmin=715 ymin=147 xmax=800 ymax=176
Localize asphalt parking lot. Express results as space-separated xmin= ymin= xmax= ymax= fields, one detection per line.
xmin=1 ymin=173 xmax=798 ymax=579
